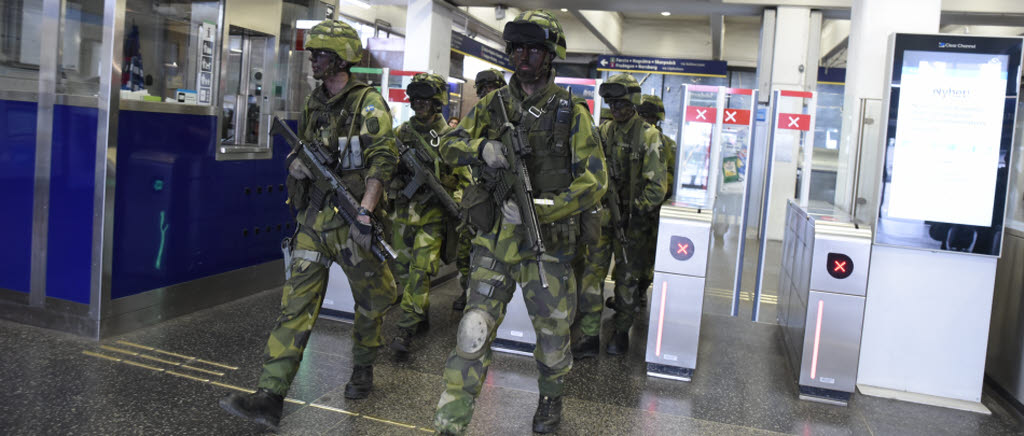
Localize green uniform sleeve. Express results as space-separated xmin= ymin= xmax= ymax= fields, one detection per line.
xmin=438 ymin=96 xmax=493 ymax=166
xmin=662 ymin=134 xmax=677 ymax=201
xmin=359 ymin=91 xmax=398 ymax=183
xmin=535 ymin=104 xmax=608 ymax=224
xmin=633 ymin=125 xmax=668 ymax=212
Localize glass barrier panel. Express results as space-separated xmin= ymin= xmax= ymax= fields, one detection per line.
xmin=58 ymin=0 xmax=104 ymax=99
xmin=0 ymin=0 xmax=44 ymax=92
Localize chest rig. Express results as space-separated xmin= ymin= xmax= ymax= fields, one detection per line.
xmin=302 ymin=85 xmax=373 ymax=173
xmin=487 ymin=86 xmax=574 ymax=194
xmin=603 ymin=118 xmax=644 ymax=210
xmin=394 ymin=121 xmax=445 ymax=203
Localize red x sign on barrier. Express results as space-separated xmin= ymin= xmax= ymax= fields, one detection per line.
xmin=722 ymin=109 xmax=751 ymax=126
xmin=685 ymin=106 xmax=717 ymax=123
xmin=388 ymin=88 xmax=409 ymax=102
xmin=778 ymin=113 xmax=810 ymax=131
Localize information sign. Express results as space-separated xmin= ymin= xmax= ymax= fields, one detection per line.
xmin=597 ymin=55 xmax=727 ymax=77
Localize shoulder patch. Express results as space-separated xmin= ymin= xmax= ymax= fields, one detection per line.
xmin=367 ymin=117 xmax=380 ymax=134
xmin=365 ymin=104 xmax=375 ymax=113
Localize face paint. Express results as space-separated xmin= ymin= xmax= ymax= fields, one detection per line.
xmin=609 ymin=99 xmax=635 ymax=122
xmin=476 ymin=83 xmax=501 ymax=98
xmin=411 ymin=98 xmax=434 ymax=120
xmin=509 ymin=43 xmax=549 ymax=83
xmin=309 ymin=50 xmax=332 ymax=80
xmin=638 ymin=112 xmax=659 ymax=125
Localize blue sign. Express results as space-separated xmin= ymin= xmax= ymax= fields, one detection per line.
xmin=817 ymin=67 xmax=846 ymax=84
xmin=450 ymin=31 xmax=511 ymax=71
xmin=597 ymin=55 xmax=727 ymax=77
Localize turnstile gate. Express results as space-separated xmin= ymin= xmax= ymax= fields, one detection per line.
xmin=778 ymin=200 xmax=871 ymax=405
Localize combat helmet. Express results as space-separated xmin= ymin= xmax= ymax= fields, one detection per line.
xmin=599 ymin=73 xmax=642 ymax=106
xmin=304 ymin=19 xmax=363 ymax=64
xmin=638 ymin=94 xmax=666 ymax=121
xmin=406 ymin=73 xmax=449 ymax=109
xmin=474 ymin=68 xmax=507 ymax=97
xmin=502 ymin=10 xmax=567 ymax=59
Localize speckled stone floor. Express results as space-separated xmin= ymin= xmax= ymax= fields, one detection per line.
xmin=2 ymin=273 xmax=1023 ymax=435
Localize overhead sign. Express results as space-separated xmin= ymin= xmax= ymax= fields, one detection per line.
xmin=450 ymin=31 xmax=512 ymax=71
xmin=722 ymin=109 xmax=751 ymax=126
xmin=778 ymin=113 xmax=811 ymax=131
xmin=598 ymin=55 xmax=727 ymax=77
xmin=685 ymin=106 xmax=716 ymax=123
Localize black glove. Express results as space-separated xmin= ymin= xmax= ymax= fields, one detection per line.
xmin=349 ymin=208 xmax=373 ymax=251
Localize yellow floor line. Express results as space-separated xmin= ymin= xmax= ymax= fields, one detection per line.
xmin=209 ymin=381 xmax=254 ymax=393
xmin=82 ymin=350 xmax=121 ymax=362
xmin=165 ymin=370 xmax=209 ymax=383
xmin=121 ymin=359 xmax=166 ymax=372
xmin=116 ymin=340 xmax=239 ymax=371
xmin=100 ymin=345 xmax=141 ymax=356
xmin=136 ymin=354 xmax=185 ymax=366
xmin=309 ymin=403 xmax=358 ymax=416
xmin=115 ymin=340 xmax=155 ymax=351
xmin=195 ymin=359 xmax=239 ymax=371
xmin=359 ymin=414 xmax=417 ymax=429
xmin=284 ymin=398 xmax=306 ymax=405
xmin=417 ymin=427 xmax=434 ymax=433
xmin=180 ymin=365 xmax=225 ymax=377
xmin=151 ymin=349 xmax=194 ymax=360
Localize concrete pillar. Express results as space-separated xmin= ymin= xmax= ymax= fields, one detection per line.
xmin=762 ymin=6 xmax=821 ymax=240
xmin=402 ymin=0 xmax=452 ymax=77
xmin=834 ymin=0 xmax=940 ymax=221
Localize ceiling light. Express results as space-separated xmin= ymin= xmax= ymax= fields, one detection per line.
xmin=344 ymin=0 xmax=371 ymax=10
xmin=560 ymin=8 xmax=568 ymax=12
xmin=661 ymin=11 xmax=671 ymax=16
xmin=296 ymin=19 xmax=320 ymax=30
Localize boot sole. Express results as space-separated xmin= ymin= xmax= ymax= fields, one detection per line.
xmin=218 ymin=397 xmax=280 ymax=430
xmin=532 ymin=422 xmax=559 ymax=434
xmin=343 ymin=385 xmax=372 ymax=399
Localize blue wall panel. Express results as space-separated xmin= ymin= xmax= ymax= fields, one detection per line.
xmin=111 ymin=110 xmax=292 ymax=299
xmin=46 ymin=105 xmax=98 ymax=304
xmin=0 ymin=100 xmax=38 ymax=294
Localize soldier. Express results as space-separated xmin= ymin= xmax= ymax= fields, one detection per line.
xmin=218 ymin=20 xmax=398 ymax=429
xmin=598 ymin=74 xmax=668 ymax=355
xmin=637 ymin=94 xmax=677 ymax=202
xmin=433 ymin=10 xmax=607 ymax=435
xmin=388 ymin=73 xmax=472 ymax=361
xmin=451 ymin=68 xmax=508 ymax=312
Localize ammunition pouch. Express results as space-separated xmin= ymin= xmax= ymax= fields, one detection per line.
xmin=540 ymin=214 xmax=580 ymax=247
xmin=440 ymin=216 xmax=459 ymax=265
xmin=578 ymin=205 xmax=603 ymax=246
xmin=286 ymin=175 xmax=310 ymax=212
xmin=460 ymin=183 xmax=495 ymax=232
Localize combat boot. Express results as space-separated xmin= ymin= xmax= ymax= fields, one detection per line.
xmin=218 ymin=388 xmax=283 ymax=429
xmin=572 ymin=335 xmax=600 ymax=360
xmin=343 ymin=365 xmax=374 ymax=399
xmin=390 ymin=328 xmax=414 ymax=362
xmin=531 ymin=395 xmax=563 ymax=433
xmin=452 ymin=292 xmax=467 ymax=311
xmin=606 ymin=330 xmax=629 ymax=355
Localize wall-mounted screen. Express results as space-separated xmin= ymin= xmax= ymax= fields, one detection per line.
xmin=876 ymin=34 xmax=1023 ymax=256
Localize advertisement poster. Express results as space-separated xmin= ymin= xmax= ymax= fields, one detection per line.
xmin=196 ymin=21 xmax=216 ymax=105
xmin=887 ymin=50 xmax=1009 ymax=226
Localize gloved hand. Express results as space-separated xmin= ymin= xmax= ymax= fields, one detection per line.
xmin=288 ymin=156 xmax=313 ymax=180
xmin=480 ymin=140 xmax=509 ymax=169
xmin=349 ymin=209 xmax=373 ymax=251
xmin=501 ymin=199 xmax=521 ymax=225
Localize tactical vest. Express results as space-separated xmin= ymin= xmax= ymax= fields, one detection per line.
xmin=486 ymin=86 xmax=580 ymax=245
xmin=393 ymin=120 xmax=446 ymax=204
xmin=601 ymin=118 xmax=646 ymax=212
xmin=301 ymin=83 xmax=376 ymax=200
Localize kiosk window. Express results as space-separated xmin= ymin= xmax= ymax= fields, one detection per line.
xmin=220 ymin=26 xmax=273 ymax=146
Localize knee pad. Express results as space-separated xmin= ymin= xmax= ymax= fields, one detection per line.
xmin=456 ymin=309 xmax=494 ymax=360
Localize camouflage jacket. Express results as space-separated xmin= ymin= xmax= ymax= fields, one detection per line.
xmin=294 ymin=79 xmax=398 ymax=229
xmin=599 ymin=114 xmax=668 ymax=216
xmin=659 ymin=129 xmax=677 ymax=202
xmin=439 ymin=71 xmax=608 ymax=263
xmin=391 ymin=114 xmax=472 ymax=225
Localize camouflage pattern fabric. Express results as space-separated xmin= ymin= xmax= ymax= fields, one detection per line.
xmin=599 ymin=115 xmax=667 ymax=332
xmin=456 ymin=226 xmax=473 ymax=292
xmin=390 ymin=114 xmax=470 ymax=330
xmin=304 ymin=19 xmax=363 ymax=64
xmin=434 ymin=248 xmax=576 ymax=435
xmin=573 ymin=207 xmax=612 ymax=338
xmin=433 ymin=69 xmax=607 ymax=434
xmin=662 ymin=132 xmax=677 ymax=202
xmin=257 ymin=79 xmax=398 ymax=396
xmin=508 ymin=10 xmax=567 ymax=60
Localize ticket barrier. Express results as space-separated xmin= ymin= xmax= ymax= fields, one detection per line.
xmin=645 ymin=203 xmax=714 ymax=381
xmin=777 ymin=200 xmax=871 ymax=405
xmin=492 ymin=285 xmax=535 ymax=356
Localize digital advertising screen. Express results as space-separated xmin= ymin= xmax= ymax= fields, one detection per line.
xmin=876 ymin=34 xmax=1022 ymax=256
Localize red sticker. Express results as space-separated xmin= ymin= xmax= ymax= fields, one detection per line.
xmin=778 ymin=113 xmax=811 ymax=131
xmin=685 ymin=106 xmax=717 ymax=123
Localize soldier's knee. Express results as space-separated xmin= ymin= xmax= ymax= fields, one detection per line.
xmin=455 ymin=309 xmax=494 ymax=360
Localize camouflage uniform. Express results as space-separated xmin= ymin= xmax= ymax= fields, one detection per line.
xmin=635 ymin=94 xmax=676 ymax=293
xmin=432 ymin=74 xmax=607 ymax=435
xmin=257 ymin=39 xmax=398 ymax=396
xmin=602 ymin=106 xmax=668 ymax=334
xmin=390 ymin=112 xmax=471 ymax=330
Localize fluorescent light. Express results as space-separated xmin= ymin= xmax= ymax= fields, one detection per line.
xmin=560 ymin=8 xmax=567 ymax=12
xmin=661 ymin=11 xmax=671 ymax=16
xmin=448 ymin=76 xmax=465 ymax=84
xmin=296 ymin=20 xmax=320 ymax=30
xmin=343 ymin=0 xmax=371 ymax=10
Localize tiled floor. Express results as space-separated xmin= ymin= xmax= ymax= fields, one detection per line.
xmin=2 ymin=273 xmax=1023 ymax=435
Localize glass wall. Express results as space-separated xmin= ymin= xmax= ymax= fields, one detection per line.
xmin=0 ymin=0 xmax=43 ymax=91
xmin=58 ymin=0 xmax=105 ymax=98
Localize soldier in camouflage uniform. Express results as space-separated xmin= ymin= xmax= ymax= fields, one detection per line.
xmin=638 ymin=94 xmax=676 ymax=202
xmin=451 ymin=68 xmax=508 ymax=312
xmin=219 ymin=20 xmax=398 ymax=429
xmin=433 ymin=10 xmax=607 ymax=435
xmin=388 ymin=73 xmax=472 ymax=361
xmin=598 ymin=74 xmax=668 ymax=355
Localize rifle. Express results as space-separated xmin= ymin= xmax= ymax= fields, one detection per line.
xmin=603 ymin=169 xmax=630 ymax=265
xmin=395 ymin=137 xmax=463 ymax=221
xmin=493 ymin=92 xmax=549 ymax=288
xmin=271 ymin=117 xmax=397 ymax=262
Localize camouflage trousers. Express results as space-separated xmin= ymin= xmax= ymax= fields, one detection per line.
xmin=391 ymin=218 xmax=444 ymax=330
xmin=257 ymin=215 xmax=397 ymax=396
xmin=574 ymin=229 xmax=613 ymax=338
xmin=611 ymin=219 xmax=659 ymax=332
xmin=456 ymin=227 xmax=473 ymax=293
xmin=434 ymin=247 xmax=577 ymax=435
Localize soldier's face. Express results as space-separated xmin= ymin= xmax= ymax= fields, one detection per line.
xmin=609 ymin=99 xmax=635 ymax=122
xmin=411 ymin=98 xmax=434 ymax=119
xmin=639 ymin=112 xmax=659 ymax=125
xmin=510 ymin=43 xmax=549 ymax=82
xmin=309 ymin=50 xmax=333 ymax=80
xmin=476 ymin=83 xmax=500 ymax=98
